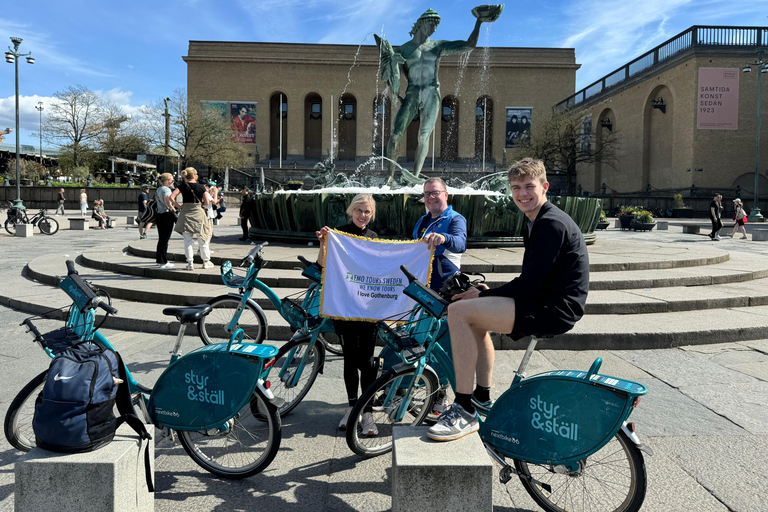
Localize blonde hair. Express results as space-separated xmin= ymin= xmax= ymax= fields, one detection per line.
xmin=181 ymin=167 xmax=198 ymax=182
xmin=93 ymin=199 xmax=100 ymax=206
xmin=346 ymin=193 xmax=376 ymax=221
xmin=508 ymin=157 xmax=547 ymax=185
xmin=158 ymin=173 xmax=173 ymax=184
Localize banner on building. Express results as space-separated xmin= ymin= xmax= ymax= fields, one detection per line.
xmin=506 ymin=107 xmax=532 ymax=147
xmin=697 ymin=68 xmax=739 ymax=130
xmin=201 ymin=101 xmax=228 ymax=119
xmin=230 ymin=102 xmax=257 ymax=143
xmin=320 ymin=230 xmax=433 ymax=322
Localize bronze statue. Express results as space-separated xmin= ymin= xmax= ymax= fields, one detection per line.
xmin=376 ymin=5 xmax=504 ymax=184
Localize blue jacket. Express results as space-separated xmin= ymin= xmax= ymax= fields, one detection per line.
xmin=412 ymin=206 xmax=467 ymax=291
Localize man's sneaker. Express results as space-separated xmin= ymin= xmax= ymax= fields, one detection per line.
xmin=427 ymin=403 xmax=479 ymax=441
xmin=360 ymin=412 xmax=378 ymax=437
xmin=431 ymin=391 xmax=450 ymax=417
xmin=471 ymin=394 xmax=495 ymax=415
xmin=202 ymin=261 xmax=215 ymax=269
xmin=339 ymin=407 xmax=354 ymax=431
xmin=185 ymin=263 xmax=194 ymax=271
xmin=158 ymin=262 xmax=175 ymax=269
xmin=139 ymin=234 xmax=147 ymax=240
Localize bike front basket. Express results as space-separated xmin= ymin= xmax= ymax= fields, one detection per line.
xmin=376 ymin=319 xmax=425 ymax=362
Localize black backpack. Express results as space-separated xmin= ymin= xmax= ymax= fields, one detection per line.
xmin=33 ymin=341 xmax=154 ymax=491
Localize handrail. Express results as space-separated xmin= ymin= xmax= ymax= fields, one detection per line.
xmin=557 ymin=25 xmax=768 ymax=110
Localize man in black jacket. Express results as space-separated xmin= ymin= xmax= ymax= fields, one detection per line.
xmin=239 ymin=187 xmax=254 ymax=241
xmin=428 ymin=157 xmax=590 ymax=442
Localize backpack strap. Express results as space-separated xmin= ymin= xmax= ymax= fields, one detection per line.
xmin=114 ymin=352 xmax=155 ymax=493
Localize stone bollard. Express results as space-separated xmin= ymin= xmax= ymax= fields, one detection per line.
xmin=15 ymin=223 xmax=34 ymax=237
xmin=752 ymin=229 xmax=768 ymax=241
xmin=656 ymin=220 xmax=668 ymax=230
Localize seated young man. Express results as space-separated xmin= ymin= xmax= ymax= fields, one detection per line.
xmin=428 ymin=157 xmax=590 ymax=442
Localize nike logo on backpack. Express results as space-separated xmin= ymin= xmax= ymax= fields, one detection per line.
xmin=54 ymin=373 xmax=74 ymax=381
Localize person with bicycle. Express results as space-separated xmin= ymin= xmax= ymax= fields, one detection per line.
xmin=316 ymin=193 xmax=380 ymax=436
xmin=428 ymin=157 xmax=589 ymax=442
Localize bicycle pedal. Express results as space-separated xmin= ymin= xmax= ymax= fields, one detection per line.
xmin=499 ymin=465 xmax=513 ymax=484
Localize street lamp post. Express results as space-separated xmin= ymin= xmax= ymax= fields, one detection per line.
xmin=35 ymin=101 xmax=43 ymax=165
xmin=743 ymin=51 xmax=767 ymax=222
xmin=5 ymin=37 xmax=35 ymax=210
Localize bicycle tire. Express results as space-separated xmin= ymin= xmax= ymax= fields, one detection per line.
xmin=38 ymin=216 xmax=59 ymax=235
xmin=319 ymin=332 xmax=343 ymax=356
xmin=4 ymin=370 xmax=47 ymax=452
xmin=267 ymin=338 xmax=324 ymax=416
xmin=346 ymin=367 xmax=438 ymax=458
xmin=4 ymin=218 xmax=18 ymax=235
xmin=178 ymin=388 xmax=281 ymax=479
xmin=514 ymin=430 xmax=647 ymax=512
xmin=198 ymin=295 xmax=268 ymax=345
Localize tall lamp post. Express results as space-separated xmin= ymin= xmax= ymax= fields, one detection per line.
xmin=743 ymin=51 xmax=767 ymax=222
xmin=35 ymin=101 xmax=43 ymax=165
xmin=5 ymin=37 xmax=35 ymax=209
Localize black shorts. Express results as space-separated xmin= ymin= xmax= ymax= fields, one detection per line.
xmin=509 ymin=301 xmax=576 ymax=341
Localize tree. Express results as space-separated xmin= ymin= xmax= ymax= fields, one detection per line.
xmin=42 ymin=85 xmax=106 ymax=169
xmin=140 ymin=89 xmax=250 ymax=171
xmin=509 ymin=109 xmax=620 ymax=196
xmin=95 ymin=102 xmax=149 ymax=158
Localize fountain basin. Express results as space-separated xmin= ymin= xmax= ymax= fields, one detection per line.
xmin=246 ymin=189 xmax=602 ymax=247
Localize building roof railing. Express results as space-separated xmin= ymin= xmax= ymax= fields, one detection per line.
xmin=556 ymin=25 xmax=768 ymax=111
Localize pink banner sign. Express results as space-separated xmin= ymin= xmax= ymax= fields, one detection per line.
xmin=697 ymin=68 xmax=739 ymax=130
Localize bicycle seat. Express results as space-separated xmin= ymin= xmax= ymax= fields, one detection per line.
xmin=163 ymin=305 xmax=212 ymax=324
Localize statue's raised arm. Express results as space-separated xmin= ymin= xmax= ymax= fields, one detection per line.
xmin=374 ymin=34 xmax=406 ymax=105
xmin=440 ymin=4 xmax=504 ymax=56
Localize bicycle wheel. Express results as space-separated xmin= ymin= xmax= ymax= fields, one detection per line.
xmin=198 ymin=295 xmax=267 ymax=345
xmin=267 ymin=338 xmax=324 ymax=416
xmin=4 ymin=218 xmax=17 ymax=235
xmin=319 ymin=332 xmax=343 ymax=356
xmin=178 ymin=388 xmax=281 ymax=479
xmin=514 ymin=430 xmax=647 ymax=512
xmin=346 ymin=367 xmax=438 ymax=458
xmin=4 ymin=371 xmax=47 ymax=452
xmin=38 ymin=216 xmax=59 ymax=235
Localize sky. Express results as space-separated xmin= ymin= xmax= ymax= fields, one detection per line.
xmin=0 ymin=0 xmax=766 ymax=149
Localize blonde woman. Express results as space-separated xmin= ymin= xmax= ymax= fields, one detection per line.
xmin=91 ymin=199 xmax=106 ymax=229
xmin=79 ymin=189 xmax=88 ymax=217
xmin=170 ymin=167 xmax=213 ymax=270
xmin=316 ymin=193 xmax=379 ymax=436
xmin=730 ymin=198 xmax=748 ymax=239
xmin=155 ymin=173 xmax=178 ymax=268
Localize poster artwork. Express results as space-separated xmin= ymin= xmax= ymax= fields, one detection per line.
xmin=506 ymin=107 xmax=532 ymax=148
xmin=201 ymin=101 xmax=228 ymax=119
xmin=230 ymin=102 xmax=257 ymax=143
xmin=696 ymin=68 xmax=739 ymax=130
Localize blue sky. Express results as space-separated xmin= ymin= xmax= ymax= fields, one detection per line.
xmin=1 ymin=0 xmax=766 ymax=149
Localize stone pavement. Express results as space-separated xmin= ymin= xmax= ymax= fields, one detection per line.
xmin=0 ymin=212 xmax=767 ymax=511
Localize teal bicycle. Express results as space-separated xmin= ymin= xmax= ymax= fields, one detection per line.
xmin=199 ymin=243 xmax=337 ymax=415
xmin=346 ymin=265 xmax=652 ymax=512
xmin=5 ymin=260 xmax=282 ymax=480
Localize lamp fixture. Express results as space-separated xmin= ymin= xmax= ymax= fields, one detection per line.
xmin=600 ymin=118 xmax=613 ymax=131
xmin=651 ymin=97 xmax=666 ymax=113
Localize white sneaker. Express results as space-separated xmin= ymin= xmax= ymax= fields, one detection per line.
xmin=158 ymin=263 xmax=175 ymax=269
xmin=339 ymin=407 xmax=353 ymax=431
xmin=360 ymin=412 xmax=378 ymax=437
xmin=185 ymin=263 xmax=194 ymax=271
xmin=715 ymin=235 xmax=722 ymax=240
xmin=202 ymin=261 xmax=214 ymax=269
xmin=427 ymin=403 xmax=479 ymax=442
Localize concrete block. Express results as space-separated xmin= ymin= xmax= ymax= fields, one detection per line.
xmin=614 ymin=219 xmax=621 ymax=228
xmin=392 ymin=426 xmax=492 ymax=512
xmin=656 ymin=220 xmax=669 ymax=230
xmin=127 ymin=216 xmax=136 ymax=225
xmin=68 ymin=218 xmax=89 ymax=230
xmin=752 ymin=229 xmax=768 ymax=241
xmin=14 ymin=223 xmax=34 ymax=237
xmin=683 ymin=225 xmax=700 ymax=234
xmin=106 ymin=218 xmax=118 ymax=228
xmin=15 ymin=423 xmax=154 ymax=512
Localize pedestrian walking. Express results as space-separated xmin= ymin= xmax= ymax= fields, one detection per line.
xmin=708 ymin=193 xmax=723 ymax=240
xmin=55 ymin=188 xmax=66 ymax=216
xmin=730 ymin=198 xmax=748 ymax=239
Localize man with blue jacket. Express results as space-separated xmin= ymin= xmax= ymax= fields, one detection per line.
xmin=413 ymin=177 xmax=467 ymax=293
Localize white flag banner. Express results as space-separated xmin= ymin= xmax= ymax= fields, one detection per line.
xmin=320 ymin=230 xmax=433 ymax=322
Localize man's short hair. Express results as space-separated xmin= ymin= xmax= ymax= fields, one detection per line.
xmin=424 ymin=177 xmax=447 ymax=191
xmin=508 ymin=157 xmax=547 ymax=185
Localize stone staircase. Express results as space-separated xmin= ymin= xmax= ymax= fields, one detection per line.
xmin=5 ymin=234 xmax=768 ymax=349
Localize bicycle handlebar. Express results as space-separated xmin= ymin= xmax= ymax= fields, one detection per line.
xmin=297 ymin=255 xmax=313 ymax=269
xmin=21 ymin=318 xmax=43 ymax=341
xmin=66 ymin=260 xmax=77 ymax=275
xmin=241 ymin=242 xmax=268 ymax=267
xmin=400 ymin=265 xmax=418 ymax=284
xmin=97 ymin=299 xmax=118 ymax=315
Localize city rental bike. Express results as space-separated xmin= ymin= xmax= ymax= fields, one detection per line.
xmin=198 ymin=243 xmax=337 ymax=415
xmin=5 ymin=260 xmax=282 ymax=480
xmin=346 ymin=265 xmax=652 ymax=512
xmin=4 ymin=201 xmax=59 ymax=235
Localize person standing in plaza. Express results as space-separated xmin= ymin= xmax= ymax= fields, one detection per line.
xmin=708 ymin=193 xmax=723 ymax=240
xmin=238 ymin=186 xmax=254 ymax=242
xmin=55 ymin=188 xmax=66 ymax=216
xmin=79 ymin=189 xmax=87 ymax=217
xmin=171 ymin=167 xmax=213 ymax=270
xmin=137 ymin=185 xmax=154 ymax=239
xmin=315 ymin=194 xmax=379 ymax=436
xmin=154 ymin=173 xmax=178 ymax=268
xmin=730 ymin=198 xmax=748 ymax=239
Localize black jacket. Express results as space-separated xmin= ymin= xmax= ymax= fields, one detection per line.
xmin=480 ymin=201 xmax=589 ymax=325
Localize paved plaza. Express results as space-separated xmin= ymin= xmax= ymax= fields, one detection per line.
xmin=0 ymin=212 xmax=766 ymax=511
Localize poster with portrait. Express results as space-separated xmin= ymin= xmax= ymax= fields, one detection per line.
xmin=505 ymin=107 xmax=532 ymax=148
xmin=230 ymin=102 xmax=257 ymax=144
xmin=201 ymin=101 xmax=228 ymax=120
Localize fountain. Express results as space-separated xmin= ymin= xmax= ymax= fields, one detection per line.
xmin=245 ymin=5 xmax=602 ymax=247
